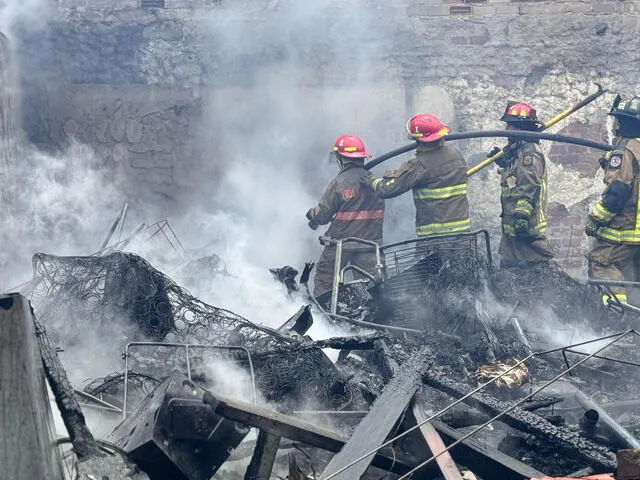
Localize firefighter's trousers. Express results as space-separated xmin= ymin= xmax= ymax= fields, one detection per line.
xmin=499 ymin=235 xmax=555 ymax=268
xmin=588 ymin=238 xmax=640 ymax=304
xmin=313 ymin=246 xmax=378 ymax=297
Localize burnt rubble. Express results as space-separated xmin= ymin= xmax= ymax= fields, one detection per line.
xmin=15 ymin=231 xmax=640 ymax=479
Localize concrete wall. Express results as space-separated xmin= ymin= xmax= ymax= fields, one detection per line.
xmin=15 ymin=0 xmax=640 ymax=274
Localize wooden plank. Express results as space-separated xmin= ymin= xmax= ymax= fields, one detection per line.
xmin=0 ymin=293 xmax=63 ymax=480
xmin=318 ymin=347 xmax=432 ymax=480
xmin=244 ymin=430 xmax=281 ymax=480
xmin=203 ymin=391 xmax=414 ymax=475
xmin=413 ymin=403 xmax=463 ymax=480
xmin=431 ymin=420 xmax=546 ymax=480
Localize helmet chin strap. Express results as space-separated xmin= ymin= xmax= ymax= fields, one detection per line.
xmin=336 ymin=154 xmax=345 ymax=170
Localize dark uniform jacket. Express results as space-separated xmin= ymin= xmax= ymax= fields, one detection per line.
xmin=307 ymin=163 xmax=384 ymax=247
xmin=371 ymin=144 xmax=470 ymax=236
xmin=590 ymin=137 xmax=640 ymax=244
xmin=499 ymin=141 xmax=548 ymax=238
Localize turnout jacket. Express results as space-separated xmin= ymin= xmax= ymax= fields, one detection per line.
xmin=589 ymin=137 xmax=640 ymax=244
xmin=499 ymin=141 xmax=548 ymax=238
xmin=371 ymin=143 xmax=470 ymax=237
xmin=307 ymin=163 xmax=384 ymax=247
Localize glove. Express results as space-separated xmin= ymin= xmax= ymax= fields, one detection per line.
xmin=513 ymin=217 xmax=530 ymax=237
xmin=308 ymin=220 xmax=319 ymax=231
xmin=487 ymin=146 xmax=502 ymax=158
xmin=585 ymin=219 xmax=602 ymax=237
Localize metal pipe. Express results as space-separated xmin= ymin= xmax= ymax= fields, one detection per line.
xmin=74 ymin=389 xmax=122 ymax=413
xmin=580 ymin=408 xmax=599 ymax=437
xmin=330 ymin=240 xmax=343 ymax=315
xmin=574 ymin=390 xmax=640 ymax=449
xmin=322 ymin=311 xmax=423 ymax=335
xmin=364 ymin=130 xmax=613 ymax=171
xmin=588 ymin=279 xmax=640 ymax=288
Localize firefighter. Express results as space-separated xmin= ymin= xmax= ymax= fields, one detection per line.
xmin=306 ymin=134 xmax=385 ymax=297
xmin=492 ymin=101 xmax=554 ymax=268
xmin=362 ymin=113 xmax=470 ymax=238
xmin=586 ymin=93 xmax=640 ymax=306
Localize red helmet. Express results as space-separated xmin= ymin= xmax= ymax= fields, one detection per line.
xmin=406 ymin=114 xmax=450 ymax=143
xmin=332 ymin=134 xmax=370 ymax=158
xmin=500 ymin=101 xmax=539 ymax=124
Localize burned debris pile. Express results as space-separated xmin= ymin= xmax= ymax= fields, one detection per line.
xmin=20 ymin=232 xmax=640 ymax=479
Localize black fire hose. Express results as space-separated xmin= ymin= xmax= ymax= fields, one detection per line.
xmin=364 ymin=130 xmax=613 ymax=171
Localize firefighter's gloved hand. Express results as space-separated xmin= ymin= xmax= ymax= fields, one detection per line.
xmin=308 ymin=220 xmax=319 ymax=231
xmin=487 ymin=146 xmax=502 ymax=158
xmin=513 ymin=216 xmax=530 ymax=237
xmin=585 ymin=219 xmax=602 ymax=237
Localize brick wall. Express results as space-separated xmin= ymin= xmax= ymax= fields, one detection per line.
xmin=15 ymin=0 xmax=640 ymax=274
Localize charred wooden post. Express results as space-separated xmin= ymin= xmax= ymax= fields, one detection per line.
xmin=318 ymin=347 xmax=432 ymax=480
xmin=35 ymin=304 xmax=150 ymax=479
xmin=244 ymin=430 xmax=281 ymax=480
xmin=0 ymin=293 xmax=64 ymax=480
xmin=36 ymin=322 xmax=101 ymax=459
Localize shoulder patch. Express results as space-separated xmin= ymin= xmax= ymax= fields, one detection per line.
xmin=341 ymin=188 xmax=356 ymax=200
xmin=609 ymin=154 xmax=623 ymax=169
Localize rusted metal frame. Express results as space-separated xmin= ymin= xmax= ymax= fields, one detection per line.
xmin=329 ymin=237 xmax=382 ymax=315
xmin=123 ymin=341 xmax=256 ymax=418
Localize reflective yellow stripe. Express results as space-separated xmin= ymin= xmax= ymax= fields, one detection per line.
xmin=371 ymin=178 xmax=384 ymax=189
xmin=413 ymin=183 xmax=468 ymax=200
xmin=598 ymin=187 xmax=640 ymax=243
xmin=416 ymin=218 xmax=471 ymax=236
xmin=591 ymin=202 xmax=616 ymax=223
xmin=515 ymin=199 xmax=533 ymax=216
xmin=536 ymin=176 xmax=547 ymax=235
xmin=602 ymin=293 xmax=627 ymax=306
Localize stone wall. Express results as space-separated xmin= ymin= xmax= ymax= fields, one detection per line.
xmin=14 ymin=0 xmax=640 ymax=275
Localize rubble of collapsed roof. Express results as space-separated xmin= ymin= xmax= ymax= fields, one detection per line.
xmin=7 ymin=226 xmax=640 ymax=480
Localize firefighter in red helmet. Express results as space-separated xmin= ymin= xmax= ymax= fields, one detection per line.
xmin=306 ymin=134 xmax=385 ymax=297
xmin=490 ymin=101 xmax=554 ymax=267
xmin=362 ymin=113 xmax=470 ymax=238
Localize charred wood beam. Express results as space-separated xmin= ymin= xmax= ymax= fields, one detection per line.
xmin=251 ymin=334 xmax=385 ymax=359
xmin=318 ymin=347 xmax=432 ymax=480
xmin=308 ymin=334 xmax=385 ymax=350
xmin=203 ymin=391 xmax=415 ymax=475
xmin=0 ymin=294 xmax=64 ymax=480
xmin=244 ymin=430 xmax=281 ymax=480
xmin=36 ymin=322 xmax=101 ymax=459
xmin=422 ymin=371 xmax=617 ymax=472
xmin=440 ymin=397 xmax=564 ymax=428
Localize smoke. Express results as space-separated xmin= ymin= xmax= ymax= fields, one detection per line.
xmin=0 ymin=142 xmax=127 ymax=289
